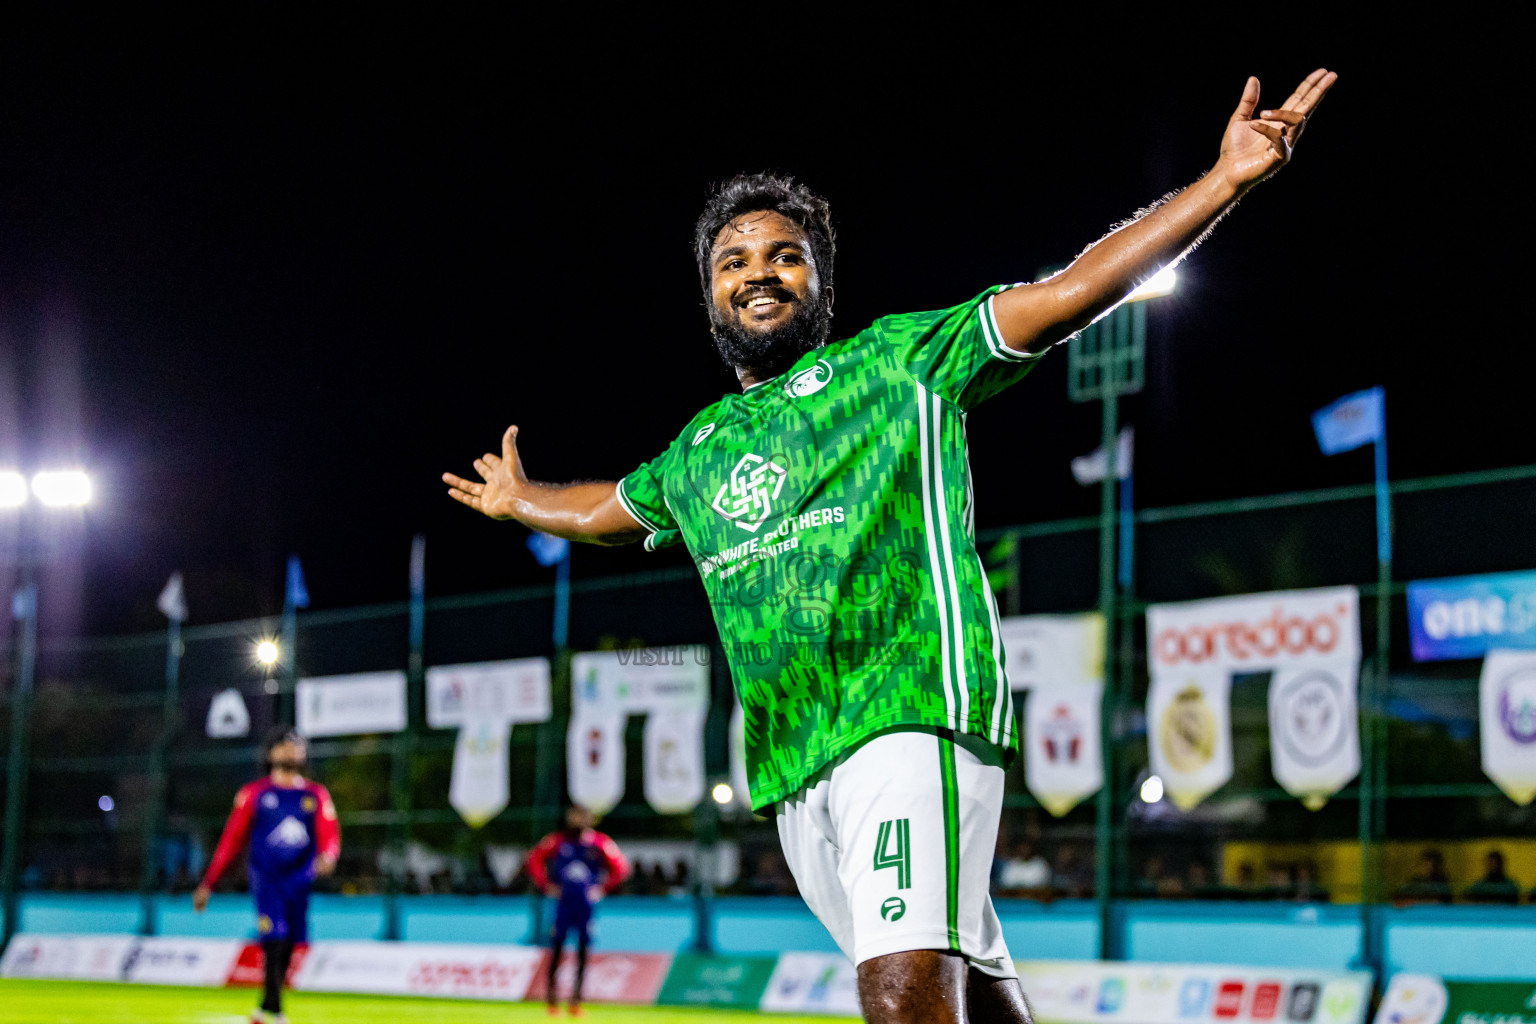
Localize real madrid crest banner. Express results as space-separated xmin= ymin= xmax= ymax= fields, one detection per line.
xmin=566 ymin=710 xmax=627 ymax=815
xmin=643 ymin=707 xmax=708 ymax=814
xmin=999 ymin=614 xmax=1106 ymax=816
xmin=1479 ymin=650 xmax=1536 ymax=805
xmin=1269 ymin=658 xmax=1361 ymax=810
xmin=1147 ymin=665 xmax=1234 ymax=810
xmin=1147 ymin=587 xmax=1361 ymax=810
xmin=449 ymin=718 xmax=511 ymax=828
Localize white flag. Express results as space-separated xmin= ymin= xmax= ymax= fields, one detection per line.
xmin=567 ymin=710 xmax=626 ymax=815
xmin=1268 ymin=659 xmax=1360 ymax=810
xmin=449 ymin=718 xmax=511 ymax=828
xmin=205 ymin=689 xmax=250 ymax=739
xmin=1480 ymin=649 xmax=1536 ymax=805
xmin=729 ymin=699 xmax=752 ymax=809
xmin=1024 ymin=683 xmax=1103 ymax=816
xmin=157 ymin=572 xmax=188 ymax=623
xmin=1071 ymin=427 xmax=1134 ymax=485
xmin=1147 ymin=666 xmax=1233 ymax=810
xmin=643 ymin=708 xmax=707 ymax=814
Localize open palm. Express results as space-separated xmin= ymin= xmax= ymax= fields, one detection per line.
xmin=443 ymin=425 xmax=525 ymax=520
xmin=1219 ymin=69 xmax=1337 ymax=191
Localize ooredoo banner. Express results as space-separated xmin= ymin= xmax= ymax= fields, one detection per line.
xmin=292 ymin=940 xmax=543 ymax=1001
xmin=1016 ymin=960 xmax=1372 ymax=1024
xmin=1147 ymin=587 xmax=1360 ymax=810
xmin=526 ymin=951 xmax=673 ymax=1005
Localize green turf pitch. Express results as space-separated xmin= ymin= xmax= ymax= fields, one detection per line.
xmin=0 ymin=980 xmax=858 ymax=1024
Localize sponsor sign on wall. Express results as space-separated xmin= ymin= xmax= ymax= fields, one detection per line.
xmin=1001 ymin=614 xmax=1106 ymax=817
xmin=0 ymin=934 xmax=137 ymax=982
xmin=120 ymin=937 xmax=244 ymax=987
xmin=425 ymin=657 xmax=551 ymax=729
xmin=656 ymin=953 xmax=778 ymax=1008
xmin=1374 ymin=974 xmax=1536 ymax=1024
xmin=227 ymin=942 xmax=308 ymax=987
xmin=295 ymin=671 xmax=407 ymax=738
xmin=1407 ymin=570 xmax=1536 ymax=661
xmin=1147 ymin=588 xmax=1361 ymax=810
xmin=526 ymin=952 xmax=673 ymax=1005
xmin=1479 ymin=650 xmax=1536 ymax=805
xmin=1017 ymin=960 xmax=1371 ymax=1024
xmin=759 ymin=951 xmax=861 ymax=1016
xmin=292 ymin=941 xmax=543 ymax=1001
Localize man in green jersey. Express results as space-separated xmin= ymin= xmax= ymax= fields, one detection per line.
xmin=445 ymin=70 xmax=1336 ymax=1023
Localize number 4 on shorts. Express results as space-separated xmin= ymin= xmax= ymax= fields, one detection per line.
xmin=873 ymin=818 xmax=911 ymax=890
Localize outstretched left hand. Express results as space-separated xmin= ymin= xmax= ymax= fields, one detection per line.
xmin=1217 ymin=69 xmax=1337 ymax=192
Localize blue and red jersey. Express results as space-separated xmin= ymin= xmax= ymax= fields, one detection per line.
xmin=202 ymin=777 xmax=341 ymax=889
xmin=526 ymin=828 xmax=630 ymax=917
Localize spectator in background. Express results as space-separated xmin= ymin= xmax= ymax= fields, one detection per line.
xmin=1263 ymin=863 xmax=1295 ymax=900
xmin=1233 ymin=862 xmax=1260 ymax=900
xmin=1051 ymin=845 xmax=1093 ymax=899
xmin=1463 ymin=850 xmax=1520 ymax=905
xmin=1185 ymin=861 xmax=1217 ymax=899
xmin=1135 ymin=854 xmax=1185 ymax=898
xmin=1393 ymin=849 xmax=1453 ymax=905
xmin=1293 ymin=861 xmax=1330 ymax=903
xmin=994 ymin=840 xmax=1052 ymax=897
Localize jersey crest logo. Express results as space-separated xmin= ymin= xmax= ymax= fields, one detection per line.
xmin=712 ymin=453 xmax=787 ymax=533
xmin=784 ymin=359 xmax=833 ymax=398
xmin=692 ymin=424 xmax=715 ymax=446
xmin=267 ymin=815 xmax=311 ymax=848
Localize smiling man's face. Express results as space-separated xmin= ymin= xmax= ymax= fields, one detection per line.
xmin=708 ymin=209 xmax=831 ymax=382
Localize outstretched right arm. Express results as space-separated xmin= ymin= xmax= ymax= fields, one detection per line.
xmin=442 ymin=425 xmax=648 ymax=546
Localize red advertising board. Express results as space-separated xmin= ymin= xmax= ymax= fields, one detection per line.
xmin=525 ymin=951 xmax=672 ymax=1005
xmin=1215 ymin=980 xmax=1246 ymax=1019
xmin=226 ymin=943 xmax=309 ymax=987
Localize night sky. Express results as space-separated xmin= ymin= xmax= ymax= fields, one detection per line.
xmin=0 ymin=16 xmax=1521 ymax=637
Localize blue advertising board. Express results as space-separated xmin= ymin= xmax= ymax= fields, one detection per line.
xmin=1406 ymin=570 xmax=1536 ymax=661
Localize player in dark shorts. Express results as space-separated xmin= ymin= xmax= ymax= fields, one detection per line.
xmin=526 ymin=806 xmax=631 ymax=1016
xmin=446 ymin=70 xmax=1336 ymax=1022
xmin=195 ymin=728 xmax=340 ymax=1024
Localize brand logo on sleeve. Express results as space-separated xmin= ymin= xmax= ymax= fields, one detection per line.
xmin=692 ymin=424 xmax=715 ymax=446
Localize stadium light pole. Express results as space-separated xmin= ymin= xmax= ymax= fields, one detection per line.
xmin=2 ymin=469 xmax=93 ymax=948
xmin=1058 ymin=270 xmax=1171 ymax=961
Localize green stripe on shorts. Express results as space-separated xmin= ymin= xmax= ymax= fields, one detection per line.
xmin=937 ymin=727 xmax=961 ymax=952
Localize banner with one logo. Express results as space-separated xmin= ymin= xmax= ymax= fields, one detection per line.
xmin=426 ymin=659 xmax=552 ymax=828
xmin=1480 ymin=650 xmax=1536 ymax=805
xmin=1147 ymin=587 xmax=1360 ymax=810
xmin=999 ymin=614 xmax=1106 ymax=817
xmin=205 ymin=689 xmax=251 ymax=739
xmin=569 ymin=647 xmax=710 ymax=815
xmin=295 ymin=671 xmax=407 ymax=738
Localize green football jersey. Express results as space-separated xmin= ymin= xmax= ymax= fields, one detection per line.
xmin=618 ymin=285 xmax=1043 ymax=809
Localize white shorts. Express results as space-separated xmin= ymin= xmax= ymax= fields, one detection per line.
xmin=775 ymin=727 xmax=1016 ymax=979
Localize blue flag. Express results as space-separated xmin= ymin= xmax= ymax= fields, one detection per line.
xmin=1312 ymin=387 xmax=1385 ymax=455
xmin=526 ymin=531 xmax=570 ymax=568
xmin=285 ymin=554 xmax=310 ymax=609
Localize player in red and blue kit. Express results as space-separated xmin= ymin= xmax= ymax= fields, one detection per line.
xmin=194 ymin=729 xmax=340 ymax=1024
xmin=526 ymin=806 xmax=630 ymax=1016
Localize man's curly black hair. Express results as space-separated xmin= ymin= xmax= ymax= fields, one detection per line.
xmin=693 ymin=172 xmax=835 ymax=299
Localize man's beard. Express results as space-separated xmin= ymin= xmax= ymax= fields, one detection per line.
xmin=711 ymin=296 xmax=832 ymax=380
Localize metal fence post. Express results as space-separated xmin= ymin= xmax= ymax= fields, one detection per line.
xmin=136 ymin=613 xmax=182 ymax=936
xmin=2 ymin=573 xmax=38 ymax=949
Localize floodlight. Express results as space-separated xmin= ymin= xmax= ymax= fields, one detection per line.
xmin=711 ymin=783 xmax=734 ymax=805
xmin=0 ymin=471 xmax=26 ymax=508
xmin=31 ymin=470 xmax=93 ymax=507
xmin=255 ymin=640 xmax=280 ymax=666
xmin=1139 ymin=775 xmax=1165 ymax=804
xmin=1126 ymin=267 xmax=1177 ymax=303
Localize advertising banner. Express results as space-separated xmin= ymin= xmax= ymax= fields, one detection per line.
xmin=656 ymin=953 xmax=778 ymax=1008
xmin=1480 ymin=650 xmax=1536 ymax=805
xmin=0 ymin=934 xmax=137 ymax=982
xmin=425 ymin=657 xmax=551 ymax=729
xmin=566 ymin=710 xmax=627 ymax=815
xmin=295 ymin=671 xmax=407 ymax=738
xmin=1407 ymin=570 xmax=1536 ymax=661
xmin=120 ymin=937 xmax=244 ymax=987
xmin=526 ymin=951 xmax=673 ymax=1005
xmin=642 ymin=707 xmax=707 ymax=814
xmin=1268 ymin=658 xmax=1362 ymax=810
xmin=293 ymin=941 xmax=543 ymax=1001
xmin=759 ymin=952 xmax=861 ymax=1016
xmin=1016 ymin=960 xmax=1372 ymax=1024
xmin=999 ymin=614 xmax=1106 ymax=693
xmin=1000 ymin=614 xmax=1106 ymax=816
xmin=1148 ymin=587 xmax=1360 ymax=810
xmin=1374 ymin=974 xmax=1536 ymax=1024
xmin=226 ymin=942 xmax=309 ymax=987
xmin=572 ymin=647 xmax=711 ymax=715
xmin=449 ymin=718 xmax=512 ymax=827
xmin=205 ymin=688 xmax=251 ymax=739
